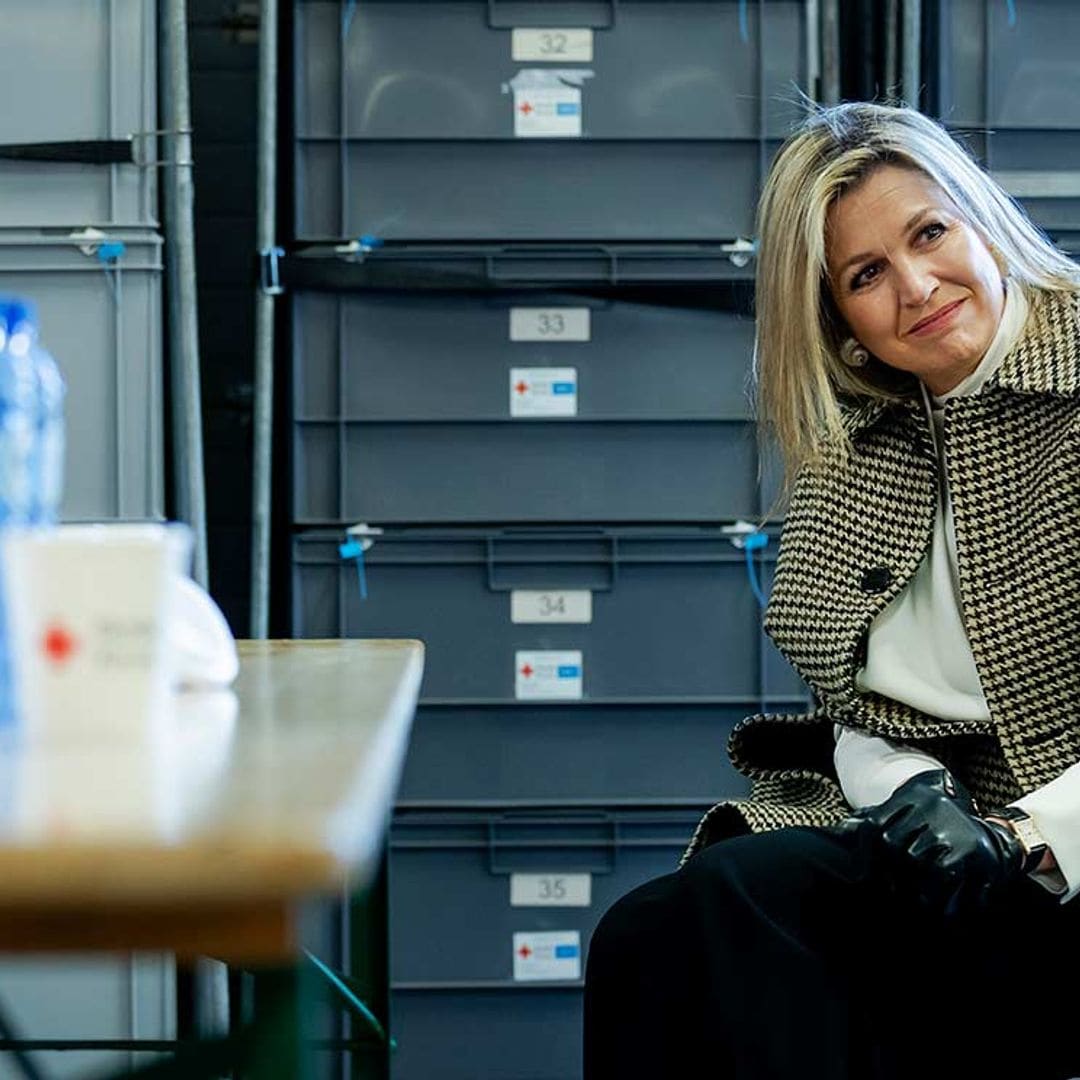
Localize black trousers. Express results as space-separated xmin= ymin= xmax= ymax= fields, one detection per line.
xmin=584 ymin=823 xmax=1080 ymax=1080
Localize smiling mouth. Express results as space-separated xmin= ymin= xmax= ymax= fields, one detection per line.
xmin=908 ymin=300 xmax=964 ymax=335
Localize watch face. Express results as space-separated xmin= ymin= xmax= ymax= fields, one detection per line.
xmin=1011 ymin=817 xmax=1047 ymax=854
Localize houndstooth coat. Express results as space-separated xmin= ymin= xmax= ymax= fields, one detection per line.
xmin=682 ymin=287 xmax=1080 ymax=865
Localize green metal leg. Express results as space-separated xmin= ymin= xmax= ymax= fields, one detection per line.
xmin=247 ymin=966 xmax=309 ymax=1080
xmin=348 ymin=851 xmax=391 ymax=1080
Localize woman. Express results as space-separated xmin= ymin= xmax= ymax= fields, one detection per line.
xmin=583 ymin=102 xmax=1080 ymax=1080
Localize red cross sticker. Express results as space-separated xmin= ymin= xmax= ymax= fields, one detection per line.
xmin=515 ymin=380 xmax=529 ymax=395
xmin=517 ymin=944 xmax=533 ymax=959
xmin=41 ymin=624 xmax=78 ymax=665
xmin=519 ymin=101 xmax=534 ymax=115
xmin=520 ymin=664 xmax=534 ymax=678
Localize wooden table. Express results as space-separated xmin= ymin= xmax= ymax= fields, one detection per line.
xmin=0 ymin=639 xmax=424 ymax=1078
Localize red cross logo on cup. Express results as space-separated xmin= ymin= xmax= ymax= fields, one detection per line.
xmin=41 ymin=623 xmax=78 ymax=666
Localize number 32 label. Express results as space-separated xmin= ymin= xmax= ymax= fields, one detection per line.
xmin=512 ymin=28 xmax=594 ymax=63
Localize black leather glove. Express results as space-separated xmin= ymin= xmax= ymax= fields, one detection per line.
xmin=846 ymin=768 xmax=1025 ymax=917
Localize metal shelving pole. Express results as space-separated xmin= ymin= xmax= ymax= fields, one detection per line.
xmin=161 ymin=0 xmax=209 ymax=587
xmin=250 ymin=0 xmax=279 ymax=639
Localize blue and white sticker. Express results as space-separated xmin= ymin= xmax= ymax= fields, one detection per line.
xmin=513 ymin=931 xmax=582 ymax=981
xmin=513 ymin=86 xmax=581 ymax=137
xmin=510 ymin=368 xmax=578 ymax=417
xmin=515 ymin=650 xmax=583 ymax=700
xmin=507 ymin=70 xmax=592 ymax=138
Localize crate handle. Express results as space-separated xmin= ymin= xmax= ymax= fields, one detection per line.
xmin=485 ymin=246 xmax=620 ymax=286
xmin=484 ymin=534 xmax=618 ymax=593
xmin=486 ymin=813 xmax=618 ymax=875
xmin=486 ymin=0 xmax=618 ymax=31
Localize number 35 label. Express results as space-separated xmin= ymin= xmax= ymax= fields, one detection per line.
xmin=511 ymin=873 xmax=592 ymax=907
xmin=512 ymin=28 xmax=594 ymax=63
xmin=511 ymin=590 xmax=592 ymax=624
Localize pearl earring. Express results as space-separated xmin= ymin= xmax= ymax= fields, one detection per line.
xmin=841 ymin=338 xmax=870 ymax=368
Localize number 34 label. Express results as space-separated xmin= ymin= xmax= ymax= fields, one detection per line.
xmin=511 ymin=873 xmax=592 ymax=907
xmin=511 ymin=590 xmax=592 ymax=624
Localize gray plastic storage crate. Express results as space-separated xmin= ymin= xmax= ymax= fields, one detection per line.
xmin=293 ymin=0 xmax=811 ymax=241
xmin=388 ymin=807 xmax=706 ymax=1080
xmin=389 ymin=988 xmax=583 ymax=1080
xmin=0 ymin=0 xmax=157 ymax=228
xmin=292 ymin=289 xmax=764 ymax=524
xmin=0 ymin=230 xmax=165 ymax=522
xmin=398 ymin=701 xmax=755 ymax=807
xmin=292 ymin=526 xmax=806 ymax=703
xmin=934 ymin=0 xmax=1080 ymax=235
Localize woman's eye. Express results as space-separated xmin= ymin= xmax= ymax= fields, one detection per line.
xmin=920 ymin=221 xmax=946 ymax=241
xmin=851 ymin=263 xmax=880 ymax=290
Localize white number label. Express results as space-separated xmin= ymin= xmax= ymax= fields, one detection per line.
xmin=512 ymin=28 xmax=593 ymax=63
xmin=511 ymin=590 xmax=592 ymax=624
xmin=511 ymin=873 xmax=592 ymax=907
xmin=510 ymin=308 xmax=590 ymax=342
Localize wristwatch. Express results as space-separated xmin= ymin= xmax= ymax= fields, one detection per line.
xmin=986 ymin=806 xmax=1049 ymax=875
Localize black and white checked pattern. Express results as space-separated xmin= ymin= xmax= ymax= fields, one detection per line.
xmin=683 ymin=290 xmax=1080 ymax=865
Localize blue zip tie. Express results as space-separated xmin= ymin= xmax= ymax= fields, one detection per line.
xmin=738 ymin=0 xmax=749 ymax=42
xmin=358 ymin=235 xmax=384 ymax=252
xmin=339 ymin=538 xmax=368 ymax=600
xmin=743 ymin=531 xmax=769 ymax=609
xmin=343 ymin=0 xmax=358 ymax=37
xmin=305 ymin=950 xmax=395 ymax=1049
xmin=1005 ymin=0 xmax=1017 ymax=27
xmin=96 ymin=241 xmax=125 ymax=263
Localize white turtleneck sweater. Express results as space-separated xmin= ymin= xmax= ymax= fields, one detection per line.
xmin=833 ymin=283 xmax=1080 ymax=903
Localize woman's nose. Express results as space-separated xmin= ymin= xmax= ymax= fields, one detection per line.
xmin=894 ymin=258 xmax=937 ymax=306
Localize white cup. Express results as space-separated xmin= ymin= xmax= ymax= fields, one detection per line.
xmin=1 ymin=523 xmax=193 ymax=743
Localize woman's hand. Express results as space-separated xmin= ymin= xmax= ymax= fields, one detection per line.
xmin=847 ymin=769 xmax=1023 ymax=917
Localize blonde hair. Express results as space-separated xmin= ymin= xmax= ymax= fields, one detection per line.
xmin=755 ymin=101 xmax=1080 ymax=487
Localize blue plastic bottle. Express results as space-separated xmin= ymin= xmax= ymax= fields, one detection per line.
xmin=0 ymin=300 xmax=38 ymax=526
xmin=0 ymin=300 xmax=40 ymax=731
xmin=5 ymin=300 xmax=65 ymax=524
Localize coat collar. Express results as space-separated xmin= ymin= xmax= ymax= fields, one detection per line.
xmin=988 ymin=287 xmax=1080 ymax=396
xmin=839 ymin=287 xmax=1080 ymax=439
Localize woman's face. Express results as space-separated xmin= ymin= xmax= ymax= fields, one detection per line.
xmin=825 ymin=164 xmax=1005 ymax=396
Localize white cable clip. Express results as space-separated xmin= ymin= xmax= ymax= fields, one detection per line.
xmin=720 ymin=237 xmax=757 ymax=269
xmin=722 ymin=519 xmax=763 ymax=550
xmin=345 ymin=522 xmax=384 ymax=554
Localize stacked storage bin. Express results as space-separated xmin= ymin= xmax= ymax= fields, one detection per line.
xmin=931 ymin=0 xmax=1080 ymax=254
xmin=0 ymin=1 xmax=165 ymax=523
xmin=290 ymin=3 xmax=815 ymax=1076
xmin=0 ymin=3 xmax=171 ymax=1076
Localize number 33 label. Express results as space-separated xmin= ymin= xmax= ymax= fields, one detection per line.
xmin=510 ymin=308 xmax=591 ymax=342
